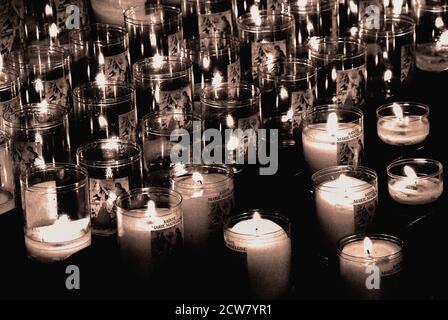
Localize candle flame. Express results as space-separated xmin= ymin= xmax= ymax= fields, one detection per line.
xmin=281 ymin=108 xmax=294 ymax=123
xmin=212 ymin=72 xmax=223 ymax=86
xmin=306 ymin=21 xmax=314 ymax=33
xmin=392 ymin=103 xmax=404 ymax=119
xmin=404 ymin=165 xmax=418 ymax=179
xmin=153 ymin=53 xmax=163 ymax=69
xmin=35 ymin=78 xmax=44 ymax=93
xmin=364 ymin=237 xmax=373 ymax=255
xmin=202 ymin=56 xmax=210 ymax=69
xmin=226 ymin=133 xmax=239 ymax=151
xmin=98 ymin=52 xmax=105 ymax=66
xmin=252 ymin=212 xmax=262 ymax=220
xmin=226 ymin=114 xmax=235 ymax=127
xmin=326 ymin=112 xmax=338 ymax=136
xmin=95 ymin=72 xmax=107 ymax=86
xmin=98 ymin=115 xmax=108 ymax=128
xmin=384 ymin=69 xmax=393 ymax=82
xmin=45 ymin=4 xmax=53 ymax=16
xmin=105 ymin=166 xmax=113 ymax=179
xmin=192 ymin=172 xmax=204 ymax=184
xmin=392 ymin=0 xmax=403 ymax=15
xmin=250 ymin=5 xmax=262 ymax=26
xmin=349 ymin=0 xmax=358 ymax=13
xmin=279 ymin=87 xmax=288 ymax=100
xmin=146 ymin=200 xmax=157 ymax=217
xmin=437 ymin=30 xmax=448 ymax=46
xmin=49 ymin=23 xmax=58 ymax=39
xmin=435 ymin=17 xmax=445 ymax=29
xmin=350 ymin=27 xmax=359 ymax=38
xmin=331 ymin=67 xmax=337 ymax=81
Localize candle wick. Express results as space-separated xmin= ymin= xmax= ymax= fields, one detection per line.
xmin=255 ymin=227 xmax=259 ymax=237
xmin=367 ymin=249 xmax=370 ymax=255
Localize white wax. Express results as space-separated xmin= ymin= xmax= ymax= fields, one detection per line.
xmin=340 ymin=239 xmax=402 ymax=300
xmin=226 ymin=217 xmax=291 ymax=299
xmin=25 ymin=216 xmax=91 ymax=262
xmin=302 ymin=123 xmax=363 ymax=173
xmin=0 ymin=189 xmax=14 ymax=215
xmin=388 ymin=177 xmax=443 ymax=205
xmin=173 ymin=173 xmax=233 ymax=250
xmin=315 ymin=175 xmax=377 ymax=246
xmin=416 ymin=43 xmax=448 ymax=72
xmin=377 ymin=116 xmax=429 ymax=146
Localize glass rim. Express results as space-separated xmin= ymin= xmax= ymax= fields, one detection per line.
xmin=3 ymin=103 xmax=68 ymax=131
xmin=386 ymin=158 xmax=443 ymax=180
xmin=169 ymin=163 xmax=234 ymax=189
xmin=337 ymin=233 xmax=404 ymax=263
xmin=141 ymin=111 xmax=201 ymax=137
xmin=132 ymin=56 xmax=192 ymax=81
xmin=26 ymin=45 xmax=70 ymax=71
xmin=200 ymin=82 xmax=260 ymax=109
xmin=376 ymin=101 xmax=430 ymax=119
xmin=124 ymin=5 xmax=182 ymax=26
xmin=72 ymin=81 xmax=134 ymax=105
xmin=0 ymin=67 xmax=20 ymax=90
xmin=69 ymin=23 xmax=128 ymax=47
xmin=303 ymin=105 xmax=364 ymax=128
xmin=224 ymin=209 xmax=290 ymax=240
xmin=181 ymin=34 xmax=240 ymax=58
xmin=76 ymin=138 xmax=142 ymax=168
xmin=237 ymin=10 xmax=295 ymax=33
xmin=416 ymin=2 xmax=448 ymax=12
xmin=309 ymin=37 xmax=366 ymax=61
xmin=116 ymin=187 xmax=183 ymax=218
xmin=312 ymin=165 xmax=378 ymax=192
xmin=360 ymin=14 xmax=415 ymax=37
xmin=288 ymin=0 xmax=335 ymax=13
xmin=258 ymin=58 xmax=317 ymax=82
xmin=20 ymin=163 xmax=88 ymax=194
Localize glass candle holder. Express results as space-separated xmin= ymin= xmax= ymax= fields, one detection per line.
xmin=0 ymin=66 xmax=21 ymax=127
xmin=0 ymin=131 xmax=15 ymax=215
xmin=91 ymin=0 xmax=146 ymax=26
xmin=360 ymin=15 xmax=415 ymax=102
xmin=69 ymin=24 xmax=130 ymax=88
xmin=3 ymin=103 xmax=71 ymax=194
xmin=415 ymin=2 xmax=448 ymax=72
xmin=71 ymin=81 xmax=137 ymax=153
xmin=387 ymin=158 xmax=443 ymax=206
xmin=287 ymin=0 xmax=337 ymax=57
xmin=124 ymin=5 xmax=183 ymax=65
xmin=337 ymin=233 xmax=404 ymax=300
xmin=187 ymin=0 xmax=235 ymax=38
xmin=302 ymin=105 xmax=364 ymax=173
xmin=22 ymin=0 xmax=59 ymax=46
xmin=0 ymin=0 xmax=22 ymax=55
xmin=376 ymin=102 xmax=430 ymax=146
xmin=21 ymin=45 xmax=72 ymax=108
xmin=200 ymin=82 xmax=262 ymax=171
xmin=259 ymin=58 xmax=317 ymax=146
xmin=236 ymin=9 xmax=296 ymax=83
xmin=116 ymin=187 xmax=183 ymax=280
xmin=77 ymin=139 xmax=143 ymax=236
xmin=312 ymin=165 xmax=378 ymax=247
xmin=170 ymin=164 xmax=234 ymax=251
xmin=20 ymin=163 xmax=91 ymax=263
xmin=133 ymin=56 xmax=194 ymax=120
xmin=223 ymin=210 xmax=292 ymax=299
xmin=142 ymin=110 xmax=201 ymax=187
xmin=181 ymin=34 xmax=241 ymax=109
xmin=309 ymin=38 xmax=367 ymax=107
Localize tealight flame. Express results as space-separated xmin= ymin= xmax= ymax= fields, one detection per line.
xmin=279 ymin=87 xmax=288 ymax=100
xmin=226 ymin=114 xmax=235 ymax=127
xmin=35 ymin=78 xmax=44 ymax=93
xmin=252 ymin=212 xmax=262 ymax=220
xmin=192 ymin=172 xmax=204 ymax=184
xmin=435 ymin=17 xmax=445 ymax=29
xmin=226 ymin=134 xmax=239 ymax=151
xmin=350 ymin=27 xmax=359 ymax=38
xmin=98 ymin=52 xmax=105 ymax=66
xmin=392 ymin=103 xmax=404 ymax=119
xmin=306 ymin=21 xmax=314 ymax=33
xmin=281 ymin=108 xmax=294 ymax=123
xmin=331 ymin=67 xmax=337 ymax=81
xmin=98 ymin=115 xmax=108 ymax=129
xmin=212 ymin=72 xmax=223 ymax=86
xmin=364 ymin=237 xmax=373 ymax=255
xmin=404 ymin=165 xmax=418 ymax=179
xmin=45 ymin=4 xmax=53 ymax=16
xmin=49 ymin=23 xmax=58 ymax=39
xmin=326 ymin=112 xmax=338 ymax=136
xmin=250 ymin=5 xmax=262 ymax=26
xmin=146 ymin=200 xmax=157 ymax=217
xmin=437 ymin=30 xmax=448 ymax=46
xmin=392 ymin=0 xmax=403 ymax=15
xmin=384 ymin=69 xmax=393 ymax=82
xmin=153 ymin=53 xmax=163 ymax=69
xmin=297 ymin=0 xmax=308 ymax=8
xmin=349 ymin=0 xmax=358 ymax=13
xmin=202 ymin=56 xmax=210 ymax=69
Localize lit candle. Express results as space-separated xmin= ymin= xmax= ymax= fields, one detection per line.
xmin=377 ymin=102 xmax=430 ymax=146
xmin=338 ymin=234 xmax=404 ymax=300
xmin=387 ymin=159 xmax=443 ymax=205
xmin=313 ymin=167 xmax=378 ymax=246
xmin=416 ymin=29 xmax=448 ymax=72
xmin=170 ymin=164 xmax=234 ymax=251
xmin=224 ymin=211 xmax=291 ymax=299
xmin=302 ymin=107 xmax=364 ymax=173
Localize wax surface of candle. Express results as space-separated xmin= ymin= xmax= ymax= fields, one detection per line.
xmin=377 ymin=116 xmax=429 ymax=146
xmin=315 ymin=175 xmax=377 ymax=246
xmin=227 ymin=215 xmax=291 ymax=299
xmin=416 ymin=43 xmax=448 ymax=72
xmin=389 ymin=177 xmax=443 ymax=205
xmin=302 ymin=123 xmax=363 ymax=173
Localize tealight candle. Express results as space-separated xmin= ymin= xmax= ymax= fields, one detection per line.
xmin=312 ymin=166 xmax=378 ymax=247
xmin=376 ymin=102 xmax=430 ymax=146
xmin=338 ymin=234 xmax=404 ymax=300
xmin=387 ymin=158 xmax=443 ymax=205
xmin=170 ymin=164 xmax=234 ymax=251
xmin=0 ymin=131 xmax=15 ymax=215
xmin=302 ymin=106 xmax=364 ymax=173
xmin=21 ymin=163 xmax=91 ymax=262
xmin=116 ymin=187 xmax=183 ymax=280
xmin=224 ymin=210 xmax=291 ymax=299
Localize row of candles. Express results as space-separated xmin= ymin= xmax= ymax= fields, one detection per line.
xmin=0 ymin=0 xmax=445 ymax=299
